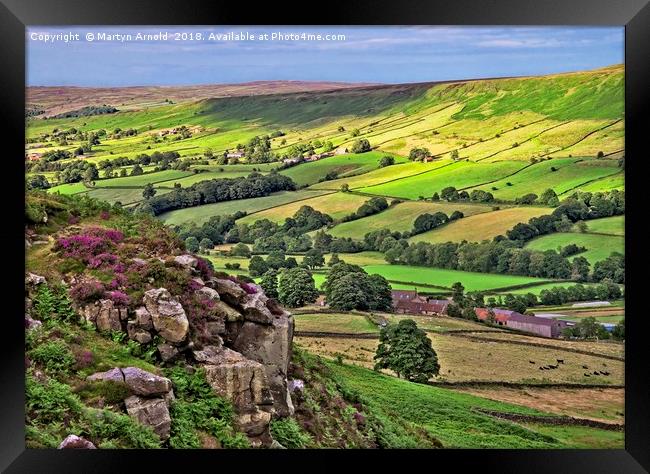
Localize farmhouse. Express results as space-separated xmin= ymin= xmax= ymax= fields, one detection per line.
xmin=391 ymin=290 xmax=449 ymax=315
xmin=506 ymin=313 xmax=570 ymax=338
xmin=226 ymin=151 xmax=245 ymax=159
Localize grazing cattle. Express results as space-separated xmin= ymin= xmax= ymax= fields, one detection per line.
xmin=593 ymin=371 xmax=600 ymax=376
xmin=548 ymin=364 xmax=558 ymax=369
xmin=538 ymin=367 xmax=544 ymax=370
xmin=602 ymin=371 xmax=610 ymax=376
xmin=582 ymin=365 xmax=589 ymax=369
xmin=584 ymin=373 xmax=591 ymax=377
xmin=529 ymin=360 xmax=536 ymax=364
xmin=556 ymin=359 xmax=564 ymax=364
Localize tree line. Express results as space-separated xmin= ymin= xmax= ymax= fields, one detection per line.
xmin=136 ymin=172 xmax=296 ymax=216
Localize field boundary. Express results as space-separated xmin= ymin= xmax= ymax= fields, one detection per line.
xmin=474 ymin=409 xmax=624 ymax=431
xmin=429 ymin=380 xmax=624 ymax=390
xmin=446 ymin=332 xmax=624 ymax=361
xmin=295 ymin=331 xmax=379 ymax=339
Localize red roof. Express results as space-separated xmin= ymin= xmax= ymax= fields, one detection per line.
xmin=475 ymin=308 xmax=512 ymax=323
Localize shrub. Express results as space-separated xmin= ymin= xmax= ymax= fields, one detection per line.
xmin=29 ymin=340 xmax=76 ymax=375
xmin=70 ymin=279 xmax=106 ymax=304
xmin=270 ymin=418 xmax=312 ymax=448
xmin=166 ymin=367 xmax=249 ymax=448
xmin=105 ymin=290 xmax=130 ymax=307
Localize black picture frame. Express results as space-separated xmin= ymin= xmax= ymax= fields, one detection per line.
xmin=2 ymin=0 xmax=648 ymax=471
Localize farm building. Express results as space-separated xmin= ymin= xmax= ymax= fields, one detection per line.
xmin=506 ymin=313 xmax=570 ymax=338
xmin=391 ymin=290 xmax=426 ymax=305
xmin=474 ymin=308 xmax=514 ymax=326
xmin=226 ymin=151 xmax=244 ymax=159
xmin=391 ymin=289 xmax=449 ymax=315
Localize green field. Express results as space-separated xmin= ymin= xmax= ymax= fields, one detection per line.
xmin=238 ymin=191 xmax=367 ymax=224
xmin=279 ymin=152 xmax=405 ymax=186
xmin=93 ymin=169 xmax=193 ymax=188
xmin=329 ymin=200 xmax=494 ymax=239
xmin=582 ymin=215 xmax=624 ymax=236
xmin=361 ymin=264 xmax=554 ymax=292
xmin=310 ymin=158 xmax=456 ymax=191
xmin=525 ymin=232 xmax=624 ymax=264
xmin=294 ymin=313 xmax=379 ymax=333
xmin=154 ymin=170 xmax=263 ymax=188
xmin=491 ymin=281 xmax=601 ymax=296
xmin=158 ymin=189 xmax=332 ymax=226
xmin=48 ymin=182 xmax=89 ymax=195
xmin=469 ymin=158 xmax=621 ymax=200
xmin=571 ymin=172 xmax=624 ymax=193
xmin=409 ymin=206 xmax=550 ymax=244
xmin=358 ymin=160 xmax=528 ymax=199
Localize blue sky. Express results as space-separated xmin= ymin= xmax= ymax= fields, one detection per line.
xmin=26 ymin=26 xmax=624 ymax=86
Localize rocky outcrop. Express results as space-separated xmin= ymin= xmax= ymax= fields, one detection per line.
xmin=174 ymin=254 xmax=198 ymax=269
xmin=86 ymin=367 xmax=174 ymax=440
xmin=202 ymin=347 xmax=275 ymax=447
xmin=202 ymin=348 xmax=274 ymax=409
xmin=123 ymin=367 xmax=172 ymax=396
xmin=240 ymin=292 xmax=274 ymax=325
xmin=58 ymin=435 xmax=97 ymax=449
xmin=81 ymin=299 xmax=126 ymax=333
xmin=233 ymin=314 xmax=295 ymax=417
xmin=143 ymin=288 xmax=189 ymax=344
xmin=50 ymin=263 xmax=294 ymax=447
xmin=86 ymin=367 xmax=172 ymax=397
xmin=208 ymin=278 xmax=246 ymax=306
xmin=125 ymin=396 xmax=172 ymax=440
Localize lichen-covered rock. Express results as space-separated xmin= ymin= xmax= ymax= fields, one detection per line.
xmin=191 ymin=343 xmax=224 ymax=364
xmin=208 ymin=278 xmax=246 ymax=305
xmin=122 ymin=367 xmax=172 ymax=396
xmin=235 ymin=409 xmax=272 ymax=437
xmin=158 ymin=343 xmax=179 ymax=363
xmin=95 ymin=299 xmax=123 ymax=333
xmin=197 ymin=286 xmax=220 ymax=301
xmin=134 ymin=306 xmax=153 ymax=330
xmin=202 ymin=348 xmax=274 ymax=410
xmin=174 ymin=254 xmax=198 ymax=268
xmin=240 ymin=292 xmax=273 ymax=325
xmin=143 ymin=288 xmax=189 ymax=343
xmin=87 ymin=367 xmax=125 ymax=384
xmin=233 ymin=314 xmax=295 ymax=417
xmin=58 ymin=434 xmax=96 ymax=449
xmin=25 ymin=272 xmax=46 ymax=286
xmin=127 ymin=321 xmax=152 ymax=344
xmin=206 ymin=320 xmax=226 ymax=339
xmin=213 ymin=300 xmax=243 ymax=322
xmin=124 ymin=395 xmax=171 ymax=440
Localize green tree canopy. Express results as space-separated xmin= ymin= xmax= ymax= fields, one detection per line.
xmin=277 ymin=267 xmax=319 ymax=308
xmin=374 ymin=319 xmax=440 ymax=383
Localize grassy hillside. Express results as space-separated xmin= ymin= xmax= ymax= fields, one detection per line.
xmin=329 ymin=200 xmax=494 ymax=239
xmin=309 ymin=359 xmax=622 ymax=448
xmin=409 ymin=206 xmax=550 ymax=244
xmin=279 ymin=152 xmax=405 ymax=186
xmin=525 ymin=233 xmax=624 ymax=264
